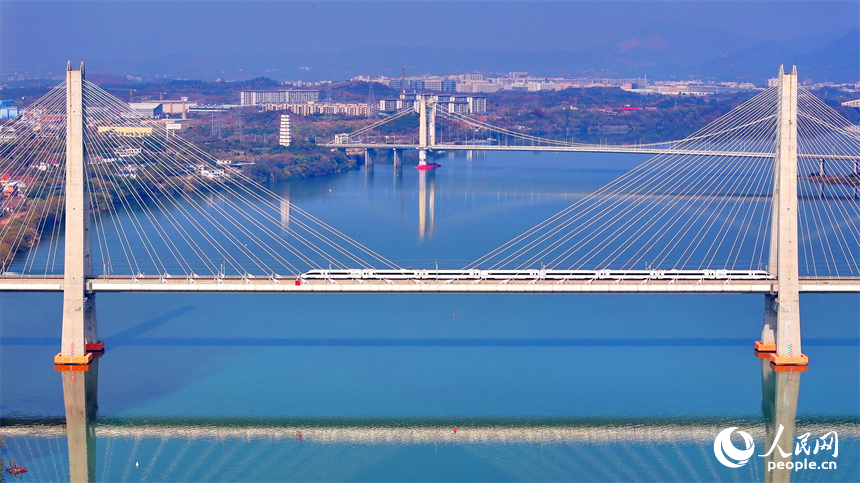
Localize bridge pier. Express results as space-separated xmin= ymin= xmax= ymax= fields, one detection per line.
xmin=392 ymin=148 xmax=401 ymax=167
xmin=364 ymin=148 xmax=374 ymax=166
xmin=756 ymin=66 xmax=806 ymax=366
xmin=757 ymin=294 xmax=778 ymax=352
xmin=55 ymin=62 xmax=101 ymax=366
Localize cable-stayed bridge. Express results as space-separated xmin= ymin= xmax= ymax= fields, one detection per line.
xmin=1 ymin=63 xmax=859 ymax=370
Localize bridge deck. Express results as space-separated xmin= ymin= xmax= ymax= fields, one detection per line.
xmin=327 ymin=144 xmax=774 ymax=157
xmin=1 ymin=275 xmax=857 ymax=293
xmin=324 ymin=143 xmax=860 ymax=160
xmin=4 ymin=421 xmax=858 ymax=444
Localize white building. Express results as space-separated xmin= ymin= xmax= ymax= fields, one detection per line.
xmin=460 ymin=73 xmax=484 ymax=81
xmin=240 ymin=90 xmax=320 ymax=106
xmin=377 ymin=94 xmax=487 ymax=115
xmin=527 ymin=82 xmax=555 ymax=92
xmin=436 ymin=95 xmax=488 ymax=115
xmin=263 ymin=102 xmax=369 ymax=117
xmin=456 ymin=81 xmax=501 ymax=94
xmin=279 ymin=114 xmax=291 ymax=147
xmin=199 ymin=167 xmax=228 ymax=179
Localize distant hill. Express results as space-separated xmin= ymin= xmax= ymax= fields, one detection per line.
xmin=703 ymin=41 xmax=800 ymax=82
xmin=49 ymin=25 xmax=860 ymax=84
xmin=797 ymin=29 xmax=860 ymax=83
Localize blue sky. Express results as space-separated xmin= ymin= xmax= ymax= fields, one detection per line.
xmin=1 ymin=1 xmax=857 ymax=79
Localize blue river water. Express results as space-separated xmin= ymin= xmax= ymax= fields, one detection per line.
xmin=1 ymin=150 xmax=858 ymax=482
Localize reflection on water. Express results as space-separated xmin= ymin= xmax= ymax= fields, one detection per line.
xmin=761 ymin=358 xmax=801 ymax=483
xmin=418 ymin=169 xmax=436 ymax=241
xmin=16 ymin=359 xmax=848 ymax=482
xmin=279 ymin=185 xmax=290 ymax=231
xmin=59 ymin=361 xmax=98 ymax=483
xmin=273 ymin=149 xmax=632 ymax=262
xmin=0 ymin=355 xmax=850 ymax=482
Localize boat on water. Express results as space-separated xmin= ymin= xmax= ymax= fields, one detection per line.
xmin=6 ymin=462 xmax=28 ymax=478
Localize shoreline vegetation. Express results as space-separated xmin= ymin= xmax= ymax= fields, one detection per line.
xmin=1 ymin=78 xmax=857 ymax=270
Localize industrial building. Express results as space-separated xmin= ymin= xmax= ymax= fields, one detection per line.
xmin=0 ymin=100 xmax=19 ymax=119
xmin=159 ymin=98 xmax=198 ymax=116
xmin=129 ymin=102 xmax=163 ymax=118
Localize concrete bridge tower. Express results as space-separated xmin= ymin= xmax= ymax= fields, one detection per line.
xmin=757 ymin=66 xmax=807 ymax=366
xmin=417 ymin=96 xmax=437 ymax=166
xmin=55 ymin=62 xmax=102 ymax=366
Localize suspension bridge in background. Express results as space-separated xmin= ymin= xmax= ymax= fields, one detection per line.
xmin=0 ymin=63 xmax=859 ymax=372
xmin=321 ymin=83 xmax=860 ymax=164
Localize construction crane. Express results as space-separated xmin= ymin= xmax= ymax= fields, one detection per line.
xmin=105 ymin=88 xmax=138 ymax=103
xmin=139 ymin=91 xmax=168 ymax=101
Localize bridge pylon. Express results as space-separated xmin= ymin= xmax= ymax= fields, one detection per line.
xmin=756 ymin=66 xmax=807 ymax=366
xmin=417 ymin=96 xmax=437 ymax=165
xmin=55 ymin=62 xmax=102 ymax=366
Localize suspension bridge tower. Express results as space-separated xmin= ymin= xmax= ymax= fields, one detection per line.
xmin=55 ymin=62 xmax=102 ymax=366
xmin=757 ymin=65 xmax=807 ymax=366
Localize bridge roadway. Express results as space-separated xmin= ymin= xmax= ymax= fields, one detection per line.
xmin=323 ymin=143 xmax=860 ymax=160
xmin=1 ymin=270 xmax=858 ymax=293
xmin=4 ymin=420 xmax=858 ymax=444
